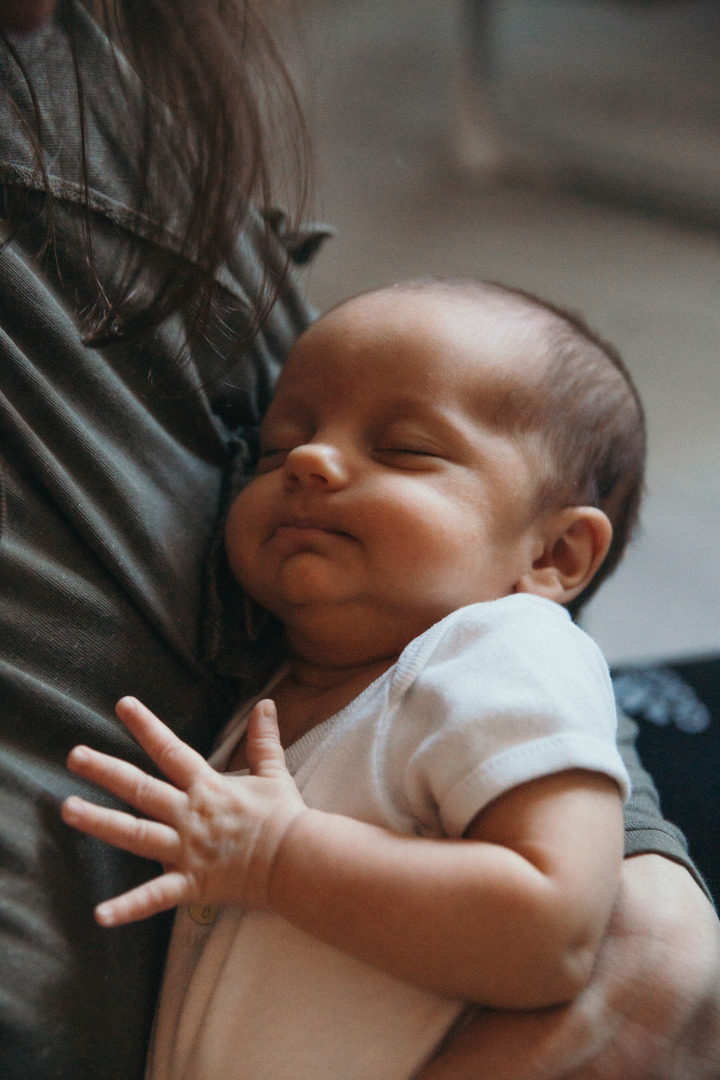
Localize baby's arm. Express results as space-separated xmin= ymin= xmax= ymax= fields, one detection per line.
xmin=63 ymin=695 xmax=623 ymax=1010
xmin=273 ymin=762 xmax=622 ymax=1009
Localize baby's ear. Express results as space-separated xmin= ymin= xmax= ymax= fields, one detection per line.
xmin=514 ymin=507 xmax=612 ymax=607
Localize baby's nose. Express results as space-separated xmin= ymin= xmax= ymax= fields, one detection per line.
xmin=283 ymin=442 xmax=348 ymax=490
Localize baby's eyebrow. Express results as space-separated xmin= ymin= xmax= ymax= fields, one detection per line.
xmin=380 ymin=404 xmax=454 ymax=435
xmin=383 ymin=395 xmax=458 ymax=425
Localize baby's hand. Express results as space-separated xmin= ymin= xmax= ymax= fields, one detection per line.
xmin=62 ymin=696 xmax=305 ymax=926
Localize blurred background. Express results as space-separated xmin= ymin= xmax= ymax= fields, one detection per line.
xmin=273 ymin=0 xmax=720 ymax=672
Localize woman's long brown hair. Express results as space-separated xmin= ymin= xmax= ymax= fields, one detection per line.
xmin=1 ymin=0 xmax=310 ymax=348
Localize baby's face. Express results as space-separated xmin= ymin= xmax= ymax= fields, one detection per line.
xmin=226 ymin=288 xmax=548 ymax=662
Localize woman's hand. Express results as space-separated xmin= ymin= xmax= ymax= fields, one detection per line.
xmin=416 ymin=853 xmax=720 ymax=1079
xmin=62 ymin=696 xmax=305 ymax=926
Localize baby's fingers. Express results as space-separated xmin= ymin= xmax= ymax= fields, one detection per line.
xmin=94 ymin=870 xmax=189 ymax=927
xmin=67 ymin=745 xmax=184 ymax=822
xmin=114 ymin=696 xmax=209 ymax=791
xmin=62 ymin=795 xmax=179 ymax=865
xmin=245 ymin=699 xmax=290 ymax=780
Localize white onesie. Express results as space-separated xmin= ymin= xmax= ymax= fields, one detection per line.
xmin=147 ymin=594 xmax=630 ymax=1080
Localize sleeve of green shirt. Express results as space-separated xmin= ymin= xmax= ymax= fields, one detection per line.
xmin=618 ymin=708 xmax=713 ymax=903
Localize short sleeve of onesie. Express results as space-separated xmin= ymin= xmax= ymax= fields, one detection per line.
xmin=383 ymin=594 xmax=631 ymax=838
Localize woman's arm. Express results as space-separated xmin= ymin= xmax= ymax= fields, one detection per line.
xmin=63 ymin=696 xmax=623 ymax=1009
xmin=414 ymin=853 xmax=720 ymax=1080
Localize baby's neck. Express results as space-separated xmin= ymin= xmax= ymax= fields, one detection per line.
xmin=270 ymin=653 xmax=397 ymax=751
xmin=228 ymin=652 xmax=397 ymax=772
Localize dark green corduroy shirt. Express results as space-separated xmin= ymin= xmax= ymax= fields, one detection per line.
xmin=0 ymin=6 xmax=312 ymax=1077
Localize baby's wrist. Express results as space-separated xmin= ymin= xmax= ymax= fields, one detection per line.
xmin=264 ymin=806 xmax=329 ymax=913
xmin=245 ymin=803 xmax=311 ymax=910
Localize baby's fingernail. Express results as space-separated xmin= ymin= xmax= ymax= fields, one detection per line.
xmin=62 ymin=796 xmax=82 ymax=818
xmin=95 ymin=904 xmax=114 ymax=927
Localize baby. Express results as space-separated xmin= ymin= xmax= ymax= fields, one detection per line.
xmin=62 ymin=279 xmax=645 ymax=1080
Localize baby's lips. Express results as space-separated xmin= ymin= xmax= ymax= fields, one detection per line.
xmin=274 ymin=512 xmax=356 ymax=539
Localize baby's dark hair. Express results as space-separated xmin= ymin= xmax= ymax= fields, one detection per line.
xmin=497 ymin=284 xmax=645 ymax=615
xmin=377 ymin=279 xmax=647 ymax=617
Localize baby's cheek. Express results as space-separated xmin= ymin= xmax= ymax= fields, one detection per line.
xmin=380 ymin=491 xmax=470 ymax=559
xmin=224 ymin=487 xmax=264 ymax=584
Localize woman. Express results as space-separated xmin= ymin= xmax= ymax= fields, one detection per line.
xmin=0 ymin=3 xmax=718 ymax=1079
